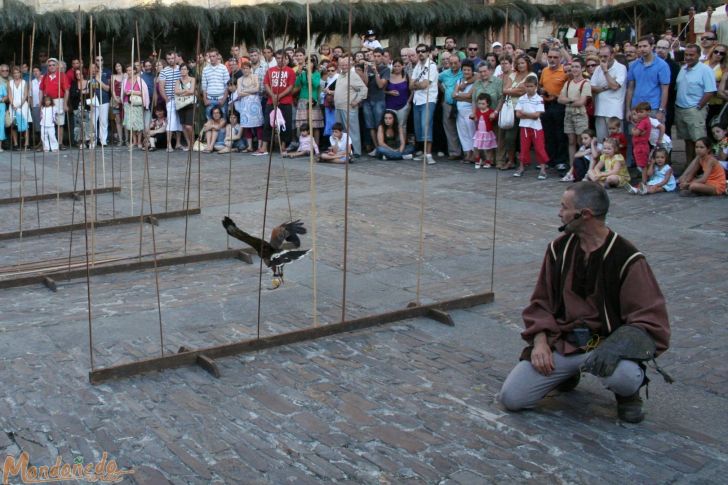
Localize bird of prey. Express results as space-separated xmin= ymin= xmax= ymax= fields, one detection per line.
xmin=222 ymin=216 xmax=310 ymax=288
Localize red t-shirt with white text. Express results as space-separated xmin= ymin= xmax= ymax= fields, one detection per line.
xmin=264 ymin=66 xmax=295 ymax=105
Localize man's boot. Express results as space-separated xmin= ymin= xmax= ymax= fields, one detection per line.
xmin=616 ymin=392 xmax=645 ymax=423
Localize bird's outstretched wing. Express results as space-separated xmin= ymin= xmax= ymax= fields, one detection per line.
xmin=269 ymin=249 xmax=310 ymax=266
xmin=222 ymin=217 xmax=269 ymax=256
xmin=270 ymin=219 xmax=307 ymax=249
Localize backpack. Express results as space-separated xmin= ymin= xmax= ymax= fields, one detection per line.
xmin=567 ymin=79 xmax=593 ymax=117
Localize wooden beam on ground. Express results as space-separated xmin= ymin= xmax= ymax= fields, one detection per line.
xmin=0 ymin=248 xmax=254 ymax=290
xmin=0 ymin=186 xmax=121 ymax=205
xmin=0 ymin=208 xmax=201 ymax=241
xmin=426 ymin=308 xmax=455 ymax=326
xmin=178 ymin=346 xmax=221 ymax=378
xmin=89 ymin=292 xmax=494 ymax=384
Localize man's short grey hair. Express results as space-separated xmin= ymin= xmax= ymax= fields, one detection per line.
xmin=566 ymin=182 xmax=610 ymax=220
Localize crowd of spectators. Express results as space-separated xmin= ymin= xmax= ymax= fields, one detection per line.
xmin=0 ymin=28 xmax=725 ymax=195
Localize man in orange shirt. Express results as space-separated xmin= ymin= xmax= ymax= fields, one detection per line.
xmin=540 ymin=48 xmax=570 ymax=171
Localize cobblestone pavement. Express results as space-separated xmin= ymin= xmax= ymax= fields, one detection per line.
xmin=0 ymin=141 xmax=727 ymax=484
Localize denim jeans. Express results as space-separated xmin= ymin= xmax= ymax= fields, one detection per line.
xmin=375 ymin=144 xmax=415 ymax=160
xmin=413 ymin=102 xmax=436 ymax=142
xmin=362 ymin=99 xmax=386 ymax=129
xmin=205 ymin=96 xmax=227 ymax=120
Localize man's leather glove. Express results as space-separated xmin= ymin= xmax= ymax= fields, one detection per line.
xmin=582 ymin=325 xmax=656 ymax=377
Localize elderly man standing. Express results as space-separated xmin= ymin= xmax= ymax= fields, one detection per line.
xmin=334 ymin=56 xmax=368 ymax=158
xmin=39 ymin=58 xmax=70 ymax=150
xmin=675 ymin=44 xmax=717 ymax=163
xmin=438 ymin=56 xmax=463 ymax=160
xmin=540 ymin=48 xmax=570 ymax=171
xmin=590 ymin=45 xmax=627 ymax=142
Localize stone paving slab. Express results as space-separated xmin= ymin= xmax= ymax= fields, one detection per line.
xmin=1 ymin=141 xmax=728 ymax=483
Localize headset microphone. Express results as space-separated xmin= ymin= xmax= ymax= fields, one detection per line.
xmin=558 ymin=212 xmax=582 ymax=232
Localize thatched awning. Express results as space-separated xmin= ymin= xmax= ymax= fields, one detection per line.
xmin=552 ymin=0 xmax=721 ymax=25
xmin=0 ymin=0 xmax=588 ymax=46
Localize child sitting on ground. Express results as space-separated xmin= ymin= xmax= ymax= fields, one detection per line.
xmin=216 ymin=110 xmax=245 ymax=153
xmin=710 ymin=123 xmax=728 ymax=177
xmin=586 ymin=137 xmax=630 ymax=188
xmin=283 ymin=123 xmax=319 ymax=158
xmin=146 ymin=107 xmax=167 ymax=151
xmin=319 ymin=122 xmax=352 ymax=164
xmin=607 ymin=116 xmax=627 ymax=159
xmin=564 ymin=129 xmax=600 ymax=182
xmin=627 ymin=147 xmax=676 ymax=194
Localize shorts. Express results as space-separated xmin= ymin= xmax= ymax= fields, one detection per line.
xmin=166 ymin=99 xmax=181 ymax=132
xmin=632 ymin=142 xmax=650 ymax=168
xmin=563 ymin=110 xmax=589 ymax=135
xmin=675 ymin=106 xmax=707 ymax=141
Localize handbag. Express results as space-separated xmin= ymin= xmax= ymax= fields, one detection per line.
xmin=4 ymin=109 xmax=12 ymax=128
xmin=498 ymin=96 xmax=515 ymax=130
xmin=175 ymin=95 xmax=195 ymax=110
xmin=130 ymin=94 xmax=143 ymax=107
xmin=192 ymin=138 xmax=206 ymax=152
xmin=175 ymin=80 xmax=196 ymax=110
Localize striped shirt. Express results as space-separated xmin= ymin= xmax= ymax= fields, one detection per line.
xmin=202 ymin=64 xmax=230 ymax=97
xmin=159 ymin=65 xmax=180 ymax=97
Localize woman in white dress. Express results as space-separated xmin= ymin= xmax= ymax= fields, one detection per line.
xmin=452 ymin=60 xmax=476 ymax=163
xmin=9 ymin=66 xmax=31 ymax=149
xmin=235 ymin=61 xmax=264 ymax=152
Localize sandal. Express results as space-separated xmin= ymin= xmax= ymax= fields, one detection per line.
xmin=512 ymin=169 xmax=524 ymax=177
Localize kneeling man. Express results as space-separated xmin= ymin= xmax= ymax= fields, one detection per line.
xmin=499 ymin=182 xmax=670 ymax=423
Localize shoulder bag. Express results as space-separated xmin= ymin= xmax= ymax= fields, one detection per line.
xmin=175 ymin=80 xmax=196 ymax=110
xmin=498 ymin=95 xmax=515 ymax=130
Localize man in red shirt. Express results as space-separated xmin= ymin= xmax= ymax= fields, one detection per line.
xmin=39 ymin=58 xmax=70 ymax=149
xmin=257 ymin=50 xmax=295 ymax=155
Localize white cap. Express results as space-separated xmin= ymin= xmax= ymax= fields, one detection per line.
xmin=491 ymin=42 xmax=503 ymax=49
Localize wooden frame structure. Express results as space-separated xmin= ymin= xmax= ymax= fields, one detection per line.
xmin=0 ymin=247 xmax=254 ymax=291
xmin=0 ymin=208 xmax=200 ymax=241
xmin=0 ymin=186 xmax=120 ymax=205
xmin=89 ymin=292 xmax=494 ymax=384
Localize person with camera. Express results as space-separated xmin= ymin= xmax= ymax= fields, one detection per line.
xmin=499 ymin=181 xmax=671 ymax=423
xmin=362 ymin=48 xmax=390 ymax=156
